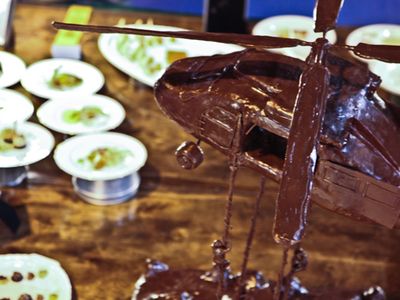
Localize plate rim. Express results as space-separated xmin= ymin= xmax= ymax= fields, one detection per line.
xmin=20 ymin=58 xmax=105 ymax=99
xmin=0 ymin=51 xmax=26 ymax=88
xmin=252 ymin=14 xmax=337 ymax=60
xmin=98 ymin=23 xmax=242 ymax=87
xmin=0 ymin=121 xmax=55 ymax=168
xmin=37 ymin=94 xmax=126 ymax=135
xmin=0 ymin=88 xmax=34 ymax=123
xmin=54 ymin=132 xmax=148 ymax=181
xmin=0 ymin=253 xmax=72 ymax=300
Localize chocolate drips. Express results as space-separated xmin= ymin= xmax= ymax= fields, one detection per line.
xmin=133 ymin=261 xmax=386 ymax=300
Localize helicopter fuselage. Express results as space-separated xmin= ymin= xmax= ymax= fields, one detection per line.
xmin=155 ymin=48 xmax=400 ymax=229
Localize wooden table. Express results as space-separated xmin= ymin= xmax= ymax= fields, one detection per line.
xmin=1 ymin=4 xmax=400 ymax=299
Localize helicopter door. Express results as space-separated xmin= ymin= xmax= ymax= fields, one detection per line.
xmin=315 ymin=160 xmax=400 ymax=229
xmin=199 ymin=106 xmax=238 ymax=149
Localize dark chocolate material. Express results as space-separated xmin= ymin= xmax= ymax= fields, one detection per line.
xmin=155 ymin=47 xmax=400 ymax=230
xmin=273 ymin=39 xmax=330 ymax=246
xmin=175 ymin=141 xmax=204 ymax=170
xmin=314 ymin=0 xmax=344 ymax=33
xmin=351 ymin=43 xmax=400 ymax=63
xmin=133 ymin=261 xmax=385 ymax=300
xmin=52 ymin=22 xmax=311 ymax=49
xmin=52 ymin=7 xmax=399 ymax=300
xmin=239 ymin=175 xmax=266 ymax=297
xmin=53 ymin=19 xmax=400 ymax=65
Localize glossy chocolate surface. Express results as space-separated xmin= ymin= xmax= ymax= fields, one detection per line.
xmin=314 ymin=0 xmax=344 ymax=33
xmin=133 ymin=261 xmax=386 ymax=300
xmin=273 ymin=39 xmax=331 ymax=246
xmin=155 ymin=48 xmax=400 ymax=230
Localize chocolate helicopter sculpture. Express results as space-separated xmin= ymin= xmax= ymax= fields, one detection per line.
xmin=54 ymin=0 xmax=400 ymax=298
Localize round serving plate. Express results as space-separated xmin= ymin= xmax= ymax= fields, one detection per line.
xmin=0 ymin=122 xmax=54 ymax=168
xmin=346 ymin=23 xmax=400 ymax=63
xmin=0 ymin=51 xmax=26 ymax=88
xmin=54 ymin=132 xmax=147 ymax=205
xmin=37 ymin=94 xmax=126 ymax=135
xmin=370 ymin=61 xmax=400 ymax=96
xmin=252 ymin=15 xmax=337 ymax=60
xmin=21 ymin=58 xmax=105 ymax=99
xmin=346 ymin=24 xmax=400 ymax=96
xmin=0 ymin=253 xmax=72 ymax=300
xmin=98 ymin=23 xmax=242 ymax=86
xmin=0 ymin=89 xmax=34 ymax=124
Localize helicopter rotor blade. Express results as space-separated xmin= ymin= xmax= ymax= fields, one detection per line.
xmin=314 ymin=0 xmax=344 ymax=33
xmin=273 ymin=63 xmax=330 ymax=247
xmin=349 ymin=43 xmax=400 ymax=63
xmin=52 ymin=22 xmax=312 ymax=49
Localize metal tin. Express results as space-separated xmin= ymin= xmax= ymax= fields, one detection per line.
xmin=72 ymin=172 xmax=141 ymax=206
xmin=0 ymin=166 xmax=28 ymax=187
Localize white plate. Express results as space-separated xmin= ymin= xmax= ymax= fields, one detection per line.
xmin=346 ymin=25 xmax=400 ymax=94
xmin=346 ymin=24 xmax=400 ymax=63
xmin=0 ymin=51 xmax=26 ymax=88
xmin=0 ymin=89 xmax=34 ymax=124
xmin=370 ymin=61 xmax=400 ymax=95
xmin=252 ymin=15 xmax=337 ymax=60
xmin=54 ymin=132 xmax=147 ymax=181
xmin=37 ymin=94 xmax=126 ymax=135
xmin=98 ymin=24 xmax=242 ymax=86
xmin=0 ymin=122 xmax=55 ymax=168
xmin=21 ymin=58 xmax=105 ymax=99
xmin=0 ymin=253 xmax=72 ymax=300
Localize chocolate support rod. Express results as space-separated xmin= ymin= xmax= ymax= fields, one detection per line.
xmin=52 ymin=21 xmax=312 ymax=49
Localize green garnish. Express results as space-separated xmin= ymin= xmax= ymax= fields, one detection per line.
xmin=0 ymin=128 xmax=26 ymax=152
xmin=62 ymin=106 xmax=108 ymax=126
xmin=49 ymin=294 xmax=59 ymax=300
xmin=38 ymin=269 xmax=48 ymax=278
xmin=0 ymin=275 xmax=8 ymax=284
xmin=78 ymin=147 xmax=132 ymax=170
xmin=49 ymin=67 xmax=83 ymax=90
xmin=116 ymin=34 xmax=186 ymax=76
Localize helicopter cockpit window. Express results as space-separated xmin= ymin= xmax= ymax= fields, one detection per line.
xmin=200 ymin=106 xmax=238 ymax=149
xmin=243 ymin=125 xmax=287 ymax=170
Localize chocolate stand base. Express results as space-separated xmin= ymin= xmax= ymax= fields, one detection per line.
xmin=132 ymin=261 xmax=386 ymax=300
xmin=72 ymin=172 xmax=140 ymax=206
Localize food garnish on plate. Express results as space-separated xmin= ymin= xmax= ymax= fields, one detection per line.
xmin=48 ymin=66 xmax=83 ymax=90
xmin=0 ymin=128 xmax=27 ymax=152
xmin=78 ymin=147 xmax=132 ymax=170
xmin=62 ymin=105 xmax=109 ymax=126
xmin=0 ymin=268 xmax=59 ymax=300
xmin=116 ymin=33 xmax=187 ymax=76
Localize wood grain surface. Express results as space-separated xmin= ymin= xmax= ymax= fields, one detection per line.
xmin=0 ymin=4 xmax=400 ymax=299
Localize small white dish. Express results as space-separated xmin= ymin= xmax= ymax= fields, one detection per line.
xmin=0 ymin=122 xmax=55 ymax=168
xmin=346 ymin=24 xmax=400 ymax=63
xmin=0 ymin=253 xmax=72 ymax=300
xmin=0 ymin=51 xmax=26 ymax=88
xmin=54 ymin=132 xmax=147 ymax=181
xmin=37 ymin=94 xmax=126 ymax=135
xmin=252 ymin=15 xmax=337 ymax=60
xmin=21 ymin=58 xmax=105 ymax=99
xmin=98 ymin=23 xmax=242 ymax=86
xmin=0 ymin=89 xmax=34 ymax=124
xmin=370 ymin=61 xmax=400 ymax=96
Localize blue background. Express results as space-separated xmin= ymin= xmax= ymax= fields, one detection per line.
xmin=128 ymin=0 xmax=400 ymax=26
